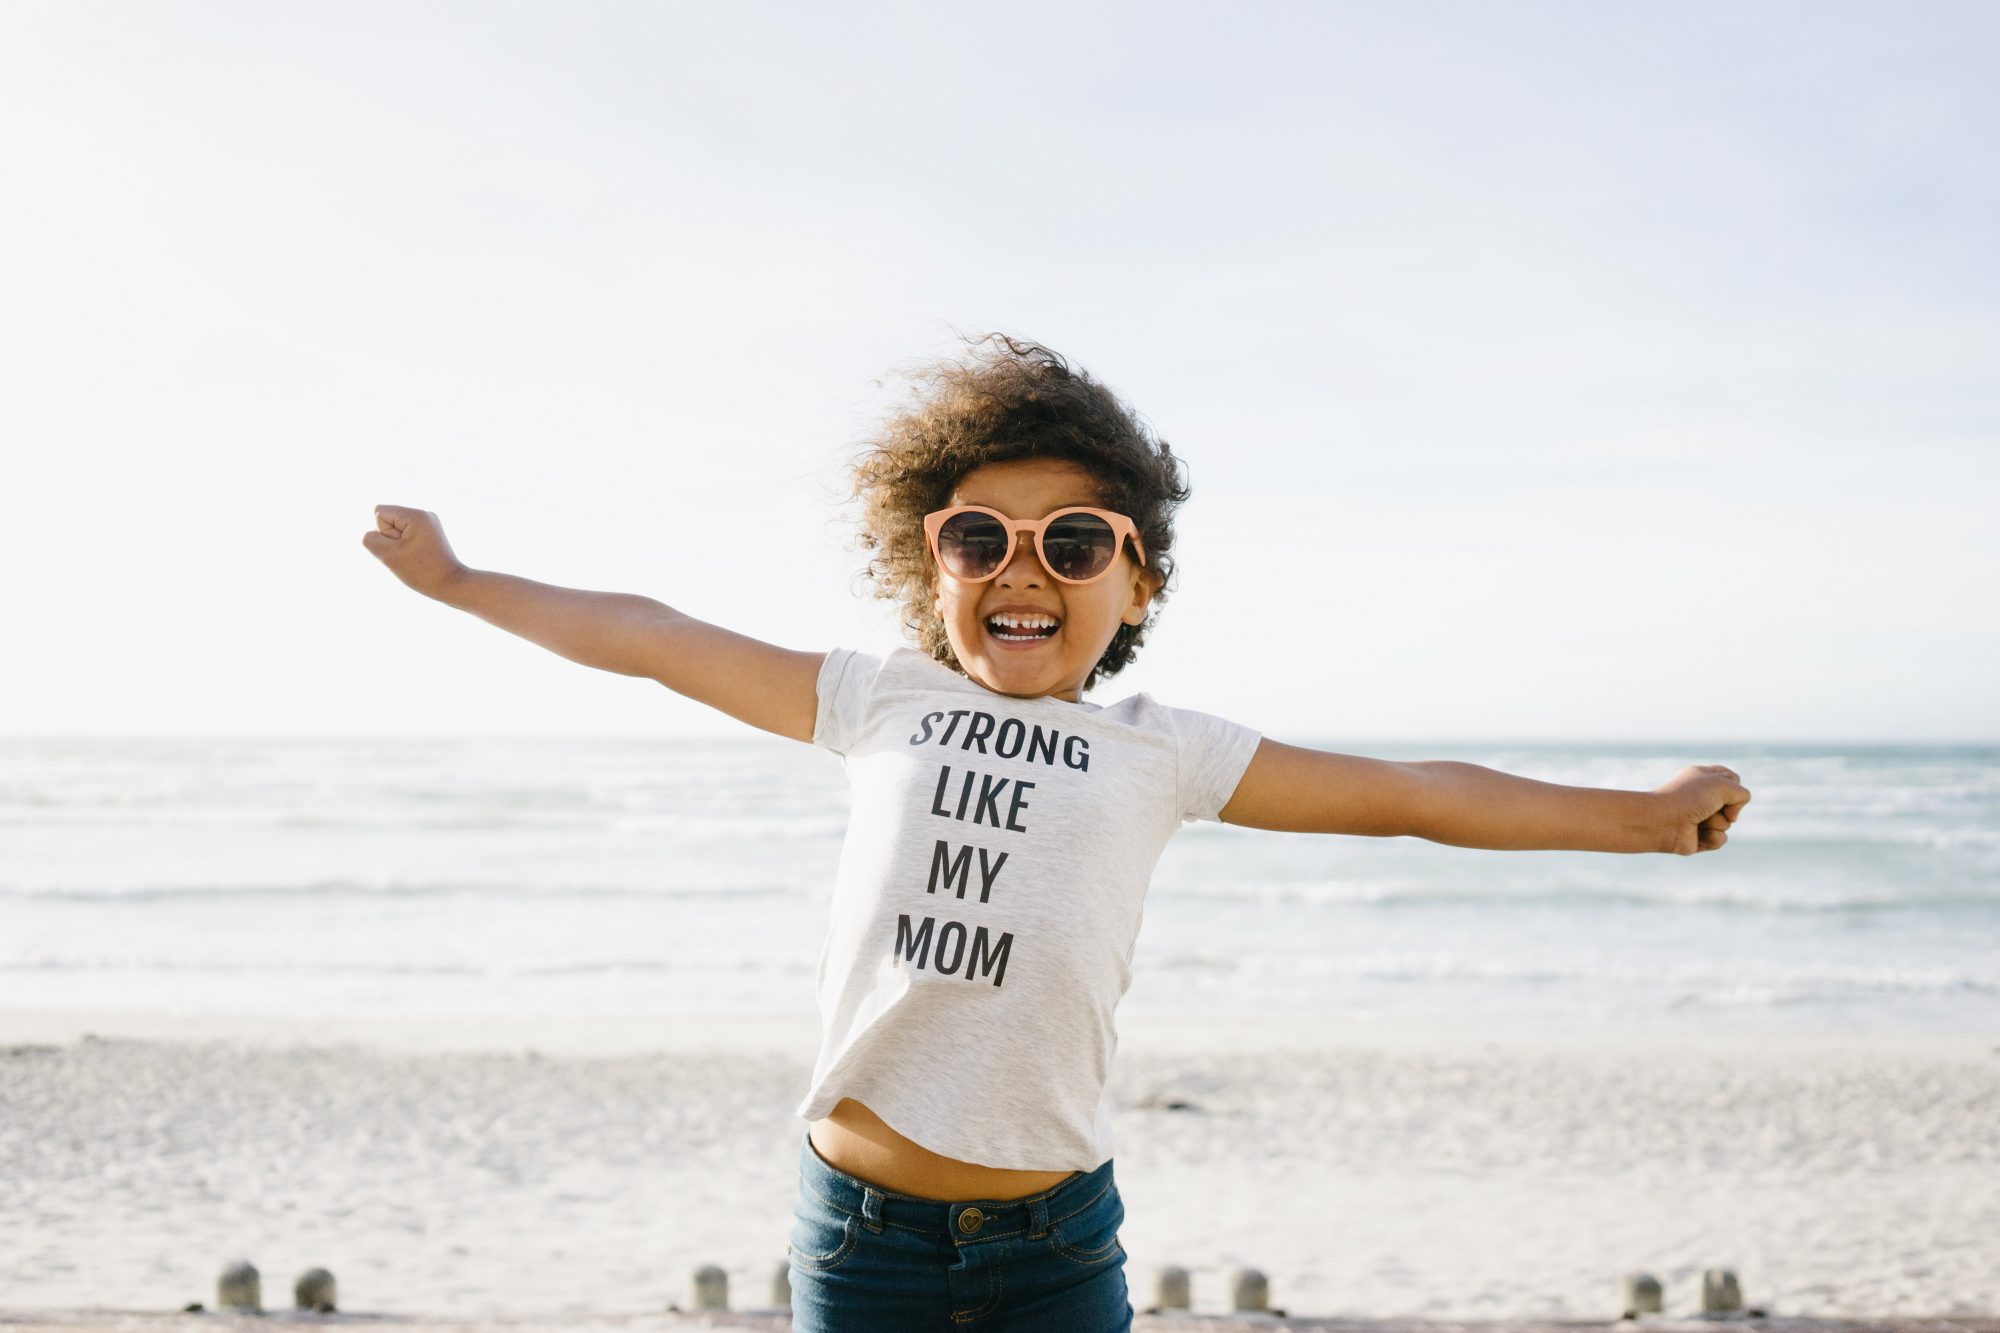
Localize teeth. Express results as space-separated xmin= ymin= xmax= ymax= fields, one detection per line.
xmin=987 ymin=613 xmax=1059 ymax=630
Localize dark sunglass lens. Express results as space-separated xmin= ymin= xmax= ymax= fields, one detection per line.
xmin=937 ymin=512 xmax=1009 ymax=578
xmin=1042 ymin=514 xmax=1118 ymax=580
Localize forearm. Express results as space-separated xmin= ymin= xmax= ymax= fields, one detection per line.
xmin=434 ymin=568 xmax=677 ymax=678
xmin=1404 ymin=761 xmax=1669 ymax=853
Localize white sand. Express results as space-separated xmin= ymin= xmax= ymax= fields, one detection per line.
xmin=2 ymin=1008 xmax=1995 ymax=1320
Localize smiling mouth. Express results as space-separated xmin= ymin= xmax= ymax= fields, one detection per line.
xmin=986 ymin=619 xmax=1060 ymax=643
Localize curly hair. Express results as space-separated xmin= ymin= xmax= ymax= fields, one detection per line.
xmin=838 ymin=332 xmax=1193 ymax=694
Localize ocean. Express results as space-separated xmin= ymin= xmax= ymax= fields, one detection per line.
xmin=2 ymin=736 xmax=1994 ymax=1040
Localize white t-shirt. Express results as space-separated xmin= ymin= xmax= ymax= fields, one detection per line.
xmin=793 ymin=645 xmax=1263 ymax=1172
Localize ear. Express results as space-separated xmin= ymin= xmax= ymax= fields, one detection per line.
xmin=1124 ymin=566 xmax=1162 ymax=623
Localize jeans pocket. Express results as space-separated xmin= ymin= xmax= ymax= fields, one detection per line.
xmin=1049 ymin=1181 xmax=1126 ymax=1267
xmin=787 ymin=1202 xmax=861 ymax=1273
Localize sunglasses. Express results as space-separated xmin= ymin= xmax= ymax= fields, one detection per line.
xmin=923 ymin=504 xmax=1148 ymax=586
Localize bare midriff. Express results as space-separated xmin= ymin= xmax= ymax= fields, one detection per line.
xmin=809 ymin=1097 xmax=1078 ymax=1201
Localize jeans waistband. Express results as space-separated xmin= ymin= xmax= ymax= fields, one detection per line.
xmin=799 ymin=1130 xmax=1115 ymax=1241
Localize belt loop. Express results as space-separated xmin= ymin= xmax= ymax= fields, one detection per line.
xmin=1027 ymin=1191 xmax=1051 ymax=1240
xmin=860 ymin=1184 xmax=886 ymax=1233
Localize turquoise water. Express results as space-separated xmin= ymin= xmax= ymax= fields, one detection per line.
xmin=2 ymin=737 xmax=1994 ymax=1038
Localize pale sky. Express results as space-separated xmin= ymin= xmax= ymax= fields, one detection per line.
xmin=3 ymin=1 xmax=1994 ymax=743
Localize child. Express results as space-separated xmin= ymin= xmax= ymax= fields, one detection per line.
xmin=363 ymin=332 xmax=1751 ymax=1332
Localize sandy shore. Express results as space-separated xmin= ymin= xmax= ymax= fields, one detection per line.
xmin=2 ymin=1008 xmax=1995 ymax=1321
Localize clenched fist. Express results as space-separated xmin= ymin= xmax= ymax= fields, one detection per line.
xmin=362 ymin=505 xmax=467 ymax=599
xmin=1653 ymin=764 xmax=1751 ymax=855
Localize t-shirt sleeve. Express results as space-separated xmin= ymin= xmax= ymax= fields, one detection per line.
xmin=812 ymin=647 xmax=886 ymax=756
xmin=1172 ymin=705 xmax=1263 ymax=824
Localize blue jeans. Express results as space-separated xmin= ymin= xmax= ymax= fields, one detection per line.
xmin=787 ymin=1129 xmax=1134 ymax=1331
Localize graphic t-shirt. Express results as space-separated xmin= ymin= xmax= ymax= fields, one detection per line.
xmin=793 ymin=645 xmax=1263 ymax=1173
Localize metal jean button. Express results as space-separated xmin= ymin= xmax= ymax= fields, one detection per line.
xmin=956 ymin=1206 xmax=985 ymax=1235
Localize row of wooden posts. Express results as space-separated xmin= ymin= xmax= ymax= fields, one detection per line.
xmin=194 ymin=1258 xmax=1762 ymax=1319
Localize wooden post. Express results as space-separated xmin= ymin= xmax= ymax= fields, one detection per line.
xmin=1702 ymin=1268 xmax=1744 ymax=1314
xmin=1231 ymin=1266 xmax=1270 ymax=1312
xmin=1151 ymin=1264 xmax=1191 ymax=1311
xmin=1621 ymin=1271 xmax=1664 ymax=1317
xmin=691 ymin=1263 xmax=729 ymax=1311
xmin=216 ymin=1260 xmax=260 ymax=1312
xmin=293 ymin=1266 xmax=337 ymax=1312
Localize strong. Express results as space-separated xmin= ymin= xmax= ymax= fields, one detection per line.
xmin=893 ymin=913 xmax=1013 ymax=988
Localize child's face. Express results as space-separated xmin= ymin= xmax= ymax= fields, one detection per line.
xmin=929 ymin=457 xmax=1161 ymax=704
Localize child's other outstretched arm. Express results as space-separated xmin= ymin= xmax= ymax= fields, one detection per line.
xmin=362 ymin=505 xmax=822 ymax=743
xmin=1218 ymin=740 xmax=1751 ymax=856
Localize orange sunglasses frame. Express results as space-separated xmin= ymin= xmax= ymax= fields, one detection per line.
xmin=923 ymin=505 xmax=1148 ymax=586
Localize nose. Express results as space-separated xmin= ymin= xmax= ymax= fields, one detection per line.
xmin=996 ymin=532 xmax=1049 ymax=587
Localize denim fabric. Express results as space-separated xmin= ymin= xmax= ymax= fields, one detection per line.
xmin=787 ymin=1130 xmax=1133 ymax=1331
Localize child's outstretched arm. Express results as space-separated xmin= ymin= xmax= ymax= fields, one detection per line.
xmin=361 ymin=505 xmax=823 ymax=743
xmin=1217 ymin=741 xmax=1750 ymax=855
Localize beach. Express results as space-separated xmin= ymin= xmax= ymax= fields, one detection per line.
xmin=3 ymin=1009 xmax=1995 ymax=1322
xmin=6 ymin=737 xmax=1996 ymax=1321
